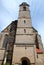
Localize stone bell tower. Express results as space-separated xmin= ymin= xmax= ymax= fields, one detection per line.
xmin=18 ymin=2 xmax=32 ymax=28
xmin=12 ymin=2 xmax=36 ymax=65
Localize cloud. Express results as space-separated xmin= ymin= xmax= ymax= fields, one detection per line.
xmin=0 ymin=0 xmax=44 ymax=46
xmin=0 ymin=0 xmax=19 ymax=31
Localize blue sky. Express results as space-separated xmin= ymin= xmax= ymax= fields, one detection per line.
xmin=0 ymin=0 xmax=44 ymax=47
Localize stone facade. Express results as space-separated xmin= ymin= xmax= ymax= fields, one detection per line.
xmin=12 ymin=45 xmax=36 ymax=65
xmin=0 ymin=2 xmax=44 ymax=65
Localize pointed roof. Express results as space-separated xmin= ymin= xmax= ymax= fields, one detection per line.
xmin=20 ymin=2 xmax=29 ymax=6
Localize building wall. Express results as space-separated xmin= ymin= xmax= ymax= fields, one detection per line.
xmin=17 ymin=19 xmax=32 ymax=27
xmin=18 ymin=6 xmax=31 ymax=19
xmin=12 ymin=45 xmax=36 ymax=65
xmin=16 ymin=28 xmax=33 ymax=34
xmin=37 ymin=35 xmax=43 ymax=50
xmin=0 ymin=33 xmax=5 ymax=65
xmin=0 ymin=32 xmax=9 ymax=65
xmin=36 ymin=54 xmax=43 ymax=63
xmin=0 ymin=33 xmax=5 ymax=48
xmin=15 ymin=35 xmax=35 ymax=44
xmin=43 ymin=53 xmax=44 ymax=62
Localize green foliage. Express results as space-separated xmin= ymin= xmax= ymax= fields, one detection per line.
xmin=4 ymin=63 xmax=14 ymax=65
xmin=4 ymin=63 xmax=9 ymax=65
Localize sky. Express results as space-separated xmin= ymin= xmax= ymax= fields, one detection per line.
xmin=0 ymin=0 xmax=44 ymax=47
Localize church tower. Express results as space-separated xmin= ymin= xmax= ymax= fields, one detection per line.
xmin=15 ymin=2 xmax=34 ymax=44
xmin=12 ymin=2 xmax=36 ymax=65
xmin=18 ymin=2 xmax=32 ymax=27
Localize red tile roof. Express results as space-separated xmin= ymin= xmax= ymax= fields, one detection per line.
xmin=36 ymin=48 xmax=43 ymax=54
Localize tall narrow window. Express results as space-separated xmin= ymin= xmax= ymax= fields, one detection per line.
xmin=23 ymin=7 xmax=26 ymax=11
xmin=3 ymin=34 xmax=8 ymax=48
xmin=24 ymin=20 xmax=26 ymax=23
xmin=24 ymin=29 xmax=26 ymax=33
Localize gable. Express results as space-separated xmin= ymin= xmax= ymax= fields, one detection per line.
xmin=32 ymin=27 xmax=38 ymax=33
xmin=1 ymin=23 xmax=11 ymax=33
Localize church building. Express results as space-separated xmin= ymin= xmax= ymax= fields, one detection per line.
xmin=0 ymin=2 xmax=44 ymax=65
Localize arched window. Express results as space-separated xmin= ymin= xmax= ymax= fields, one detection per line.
xmin=3 ymin=34 xmax=8 ymax=48
xmin=23 ymin=7 xmax=26 ymax=11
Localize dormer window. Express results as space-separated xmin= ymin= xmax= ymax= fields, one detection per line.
xmin=23 ymin=7 xmax=26 ymax=11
